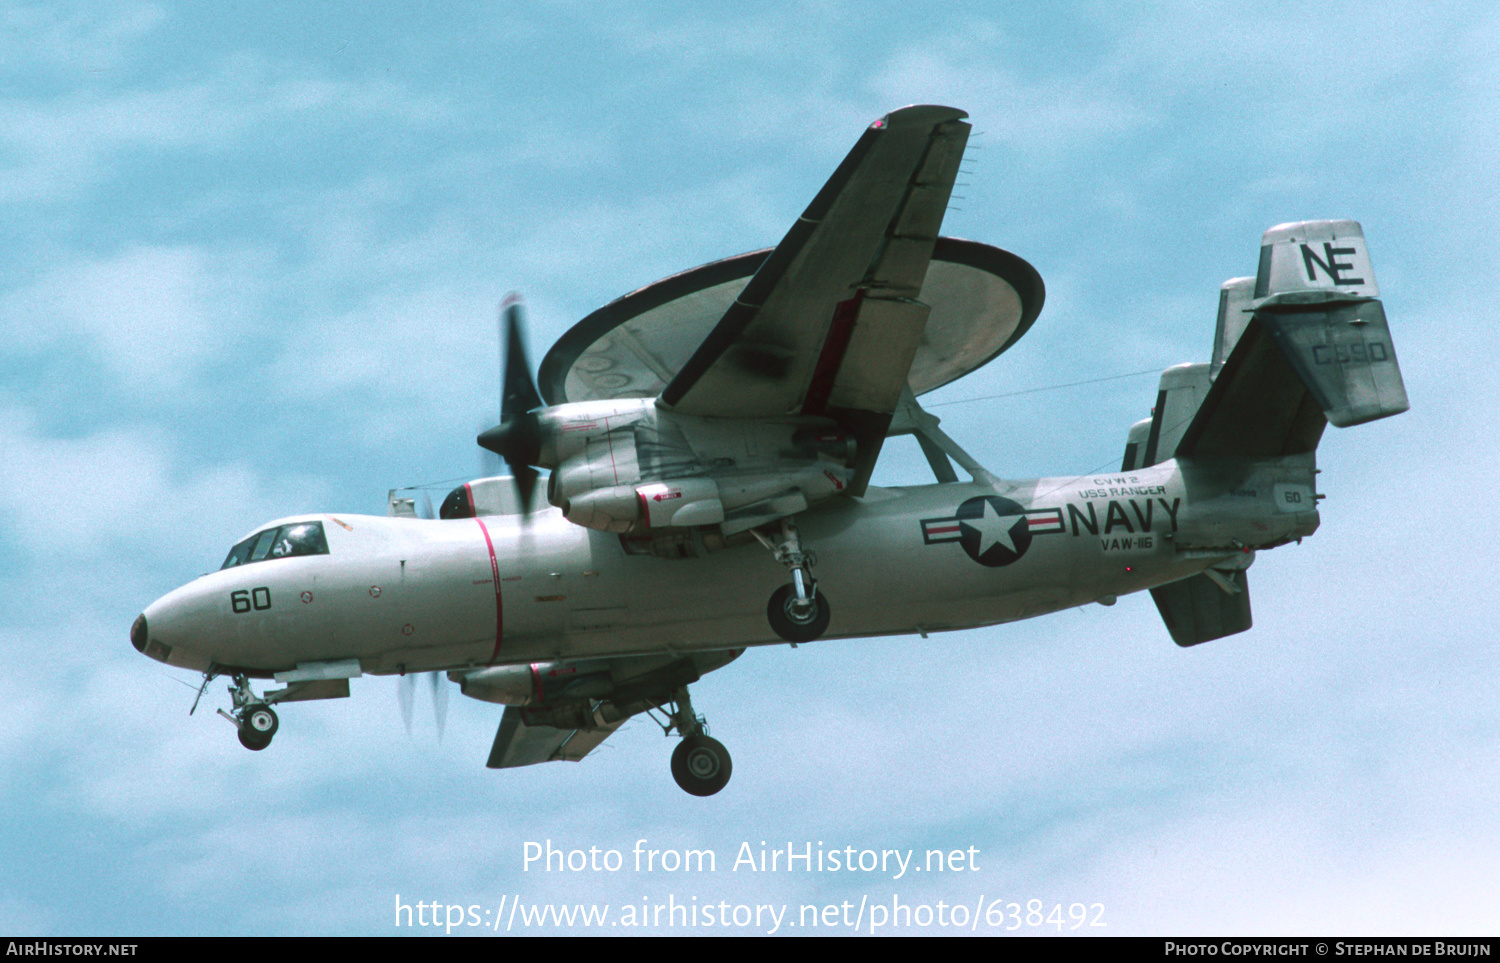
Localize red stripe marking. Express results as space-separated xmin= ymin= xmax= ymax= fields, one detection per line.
xmin=926 ymin=524 xmax=961 ymax=534
xmin=474 ymin=517 xmax=504 ymax=662
xmin=801 ymin=291 xmax=864 ymax=416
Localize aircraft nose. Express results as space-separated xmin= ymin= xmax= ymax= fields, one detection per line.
xmin=131 ymin=613 xmax=148 ymax=653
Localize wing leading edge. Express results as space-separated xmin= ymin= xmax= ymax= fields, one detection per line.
xmin=659 ymin=105 xmax=972 ymax=493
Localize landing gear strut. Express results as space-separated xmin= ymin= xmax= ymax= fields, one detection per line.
xmin=755 ymin=519 xmax=831 ymax=643
xmin=217 ymin=674 xmax=280 ymax=752
xmin=660 ymin=685 xmax=731 ymax=796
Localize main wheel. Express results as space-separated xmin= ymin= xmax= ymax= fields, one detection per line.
xmin=671 ymin=735 xmax=732 ymax=796
xmin=767 ymin=583 xmax=831 ymax=642
xmin=244 ymin=704 xmax=279 ymax=739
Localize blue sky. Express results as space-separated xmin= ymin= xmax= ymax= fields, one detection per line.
xmin=3 ymin=0 xmax=1497 ymax=936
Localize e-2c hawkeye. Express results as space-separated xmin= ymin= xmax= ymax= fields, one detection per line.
xmin=132 ymin=106 xmax=1408 ymax=796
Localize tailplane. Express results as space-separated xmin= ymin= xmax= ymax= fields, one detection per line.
xmin=1178 ymin=220 xmax=1408 ymax=460
xmin=1125 ymin=220 xmax=1407 ymax=470
xmin=1128 ymin=220 xmax=1408 ymax=646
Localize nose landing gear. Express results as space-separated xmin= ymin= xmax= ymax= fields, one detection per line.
xmin=217 ymin=674 xmax=280 ymax=751
xmin=237 ymin=703 xmax=279 ymax=751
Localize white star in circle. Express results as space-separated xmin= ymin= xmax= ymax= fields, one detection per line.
xmin=960 ymin=499 xmax=1024 ymax=557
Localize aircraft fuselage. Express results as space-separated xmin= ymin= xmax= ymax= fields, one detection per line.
xmin=135 ymin=458 xmax=1318 ymax=677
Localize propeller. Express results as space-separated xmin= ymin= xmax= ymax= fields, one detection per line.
xmin=398 ymin=670 xmax=449 ymax=740
xmin=477 ymin=294 xmax=545 ymax=512
xmin=431 ymin=671 xmax=449 ymax=739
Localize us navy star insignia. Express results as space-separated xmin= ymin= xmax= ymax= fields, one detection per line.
xmin=962 ymin=498 xmax=1022 ymax=556
xmin=919 ymin=495 xmax=1066 ymax=567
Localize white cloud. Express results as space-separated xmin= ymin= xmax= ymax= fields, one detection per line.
xmin=1 ymin=1 xmax=167 ymax=78
xmin=2 ymin=244 xmax=258 ymax=392
xmin=0 ymin=406 xmax=330 ymax=565
xmin=0 ymin=52 xmax=453 ymax=204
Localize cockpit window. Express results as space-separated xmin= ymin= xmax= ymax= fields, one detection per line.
xmin=248 ymin=528 xmax=277 ymax=563
xmin=222 ymin=521 xmax=330 ymax=569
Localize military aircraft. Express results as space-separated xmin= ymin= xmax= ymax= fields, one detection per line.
xmin=132 ymin=105 xmax=1408 ymax=796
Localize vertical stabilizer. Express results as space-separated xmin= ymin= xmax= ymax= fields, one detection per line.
xmin=1253 ymin=219 xmax=1378 ymax=300
xmin=1122 ymin=417 xmax=1150 ymax=471
xmin=1211 ymin=277 xmax=1256 ymax=377
xmin=1140 ymin=363 xmax=1212 ymax=467
xmin=1139 ymin=220 xmax=1405 ymax=649
xmin=1152 ymin=570 xmax=1253 ymax=647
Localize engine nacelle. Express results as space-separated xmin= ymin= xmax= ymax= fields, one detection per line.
xmin=554 ymin=452 xmax=855 ymax=535
xmin=455 ymin=661 xmax=615 ymax=706
xmin=636 ymin=478 xmax=726 ymax=528
xmin=559 ymin=484 xmax=643 ymax=533
xmin=561 ymin=477 xmax=727 ymax=534
xmin=438 ymin=476 xmax=531 ymax=519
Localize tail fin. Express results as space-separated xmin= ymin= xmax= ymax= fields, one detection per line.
xmin=1174 ymin=220 xmax=1408 ymax=460
xmin=1123 ymin=274 xmax=1265 ymax=470
xmin=1152 ymin=568 xmax=1252 ymax=647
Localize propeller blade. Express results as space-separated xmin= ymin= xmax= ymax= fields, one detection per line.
xmin=477 ymin=293 xmax=548 ymax=519
xmin=500 ymin=294 xmax=543 ymax=417
xmin=513 ymin=466 xmax=540 ymax=514
xmin=431 ymin=671 xmax=449 ymax=742
xmin=400 ymin=672 xmax=450 ymax=738
xmin=398 ymin=674 xmax=415 ymax=734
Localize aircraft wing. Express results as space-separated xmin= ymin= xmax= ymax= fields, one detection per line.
xmin=486 ymin=705 xmax=626 ymax=769
xmin=481 ymin=649 xmax=743 ymax=769
xmin=658 ymin=105 xmax=972 ymax=493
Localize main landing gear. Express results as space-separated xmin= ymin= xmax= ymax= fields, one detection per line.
xmin=216 ymin=674 xmax=280 ymax=752
xmin=656 ymin=685 xmax=731 ymax=797
xmin=754 ymin=519 xmax=831 ymax=643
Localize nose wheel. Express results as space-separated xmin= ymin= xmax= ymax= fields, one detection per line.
xmin=217 ymin=674 xmax=281 ymax=751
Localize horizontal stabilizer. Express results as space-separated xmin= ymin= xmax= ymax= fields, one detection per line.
xmin=1174 ymin=318 xmax=1327 ymax=458
xmin=1255 ymin=296 xmax=1408 ymax=428
xmin=1151 ymin=570 xmax=1252 ymax=647
xmin=1175 ymin=220 xmax=1407 ymax=459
